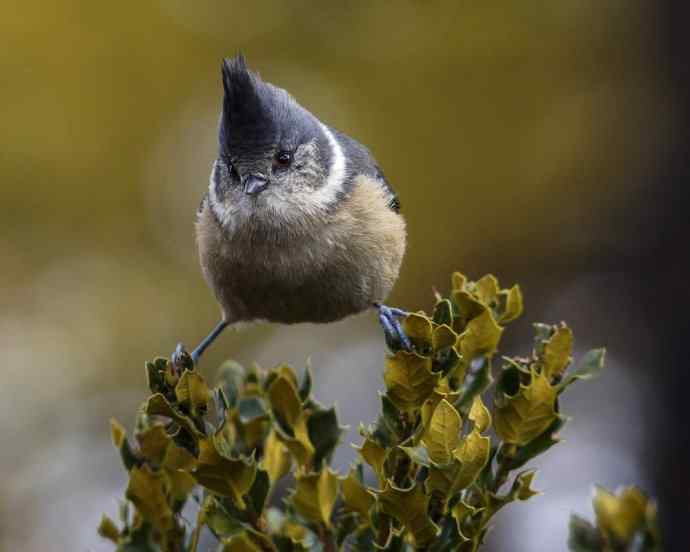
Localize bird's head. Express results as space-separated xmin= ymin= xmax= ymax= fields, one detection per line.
xmin=208 ymin=54 xmax=349 ymax=229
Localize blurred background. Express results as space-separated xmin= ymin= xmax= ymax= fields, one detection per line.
xmin=1 ymin=1 xmax=689 ymax=550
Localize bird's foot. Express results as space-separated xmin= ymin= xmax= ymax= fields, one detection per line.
xmin=375 ymin=302 xmax=412 ymax=351
xmin=171 ymin=343 xmax=194 ymax=373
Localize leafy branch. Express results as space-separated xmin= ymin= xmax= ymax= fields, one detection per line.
xmin=98 ymin=271 xmax=659 ymax=551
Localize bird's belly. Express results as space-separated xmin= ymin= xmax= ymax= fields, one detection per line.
xmin=222 ymin=242 xmax=374 ymax=324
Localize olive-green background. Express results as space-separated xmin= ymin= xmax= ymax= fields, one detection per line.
xmin=1 ymin=2 xmax=683 ymax=550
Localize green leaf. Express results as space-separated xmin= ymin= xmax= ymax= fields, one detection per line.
xmin=568 ymin=514 xmax=604 ymax=552
xmin=494 ymin=370 xmax=558 ymax=446
xmin=299 ymin=364 xmax=313 ymax=402
xmin=433 ymin=299 xmax=454 ymax=326
xmin=384 ymin=351 xmax=438 ymax=410
xmin=451 ymin=290 xmax=486 ymax=330
xmin=237 ymin=396 xmax=267 ymax=424
xmin=422 ymin=399 xmax=462 ymax=465
xmin=216 ymin=360 xmax=245 ymax=407
xmin=456 ymin=357 xmax=493 ymax=410
xmin=290 ymin=468 xmax=339 ymax=527
xmin=247 ymin=469 xmax=270 ymax=516
xmin=145 ymin=358 xmax=169 ymax=395
xmin=307 ymin=406 xmax=344 ymax=468
xmin=560 ymin=348 xmax=606 ymax=392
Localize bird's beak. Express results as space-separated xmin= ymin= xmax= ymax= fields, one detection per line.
xmin=242 ymin=174 xmax=268 ymax=196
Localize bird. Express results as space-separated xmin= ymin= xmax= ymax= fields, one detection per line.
xmin=180 ymin=54 xmax=409 ymax=365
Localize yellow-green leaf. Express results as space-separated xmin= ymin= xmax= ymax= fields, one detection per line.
xmin=460 ymin=309 xmax=503 ymax=361
xmin=543 ymin=325 xmax=573 ymax=379
xmin=593 ymin=486 xmax=649 ymax=542
xmin=374 ymin=481 xmax=439 ymax=547
xmin=451 ymin=272 xmax=467 ymax=292
xmin=452 ymin=429 xmax=491 ymax=492
xmin=162 ymin=442 xmax=196 ymax=471
xmin=168 ymin=469 xmax=197 ymax=502
xmin=276 ymin=364 xmax=299 ymax=390
xmin=97 ymin=515 xmax=120 ymax=543
xmin=291 ymin=468 xmax=339 ymax=527
xmin=451 ymin=501 xmax=483 ymax=541
xmin=275 ymin=415 xmax=314 ymax=469
xmin=513 ymin=470 xmax=540 ymax=501
xmin=468 ymin=395 xmax=492 ymax=433
xmin=262 ymin=430 xmax=292 ymax=484
xmin=384 ymin=351 xmax=438 ymax=410
xmin=355 ymin=438 xmax=386 ymax=485
xmin=110 ymin=418 xmax=126 ymax=448
xmin=427 ymin=429 xmax=491 ymax=497
xmin=494 ymin=370 xmax=558 ymax=446
xmin=500 ymin=284 xmax=523 ymax=323
xmin=136 ymin=424 xmax=170 ymax=464
xmin=193 ymin=438 xmax=257 ymax=508
xmin=402 ymin=313 xmax=433 ymax=350
xmin=145 ymin=393 xmax=203 ymax=439
xmin=220 ymin=533 xmax=263 ymax=552
xmin=175 ymin=370 xmax=210 ymax=416
xmin=341 ymin=468 xmax=374 ymax=518
xmin=422 ymin=399 xmax=461 ymax=465
xmin=432 ymin=324 xmax=458 ymax=352
xmin=268 ymin=375 xmax=302 ymax=428
xmin=475 ymin=274 xmax=499 ymax=306
xmin=451 ymin=290 xmax=486 ymax=328
xmin=126 ymin=465 xmax=173 ymax=531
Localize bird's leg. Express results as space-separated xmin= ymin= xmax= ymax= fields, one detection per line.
xmin=191 ymin=320 xmax=230 ymax=364
xmin=172 ymin=320 xmax=229 ymax=369
xmin=374 ymin=302 xmax=412 ymax=351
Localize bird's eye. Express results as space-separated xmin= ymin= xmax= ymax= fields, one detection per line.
xmin=275 ymin=150 xmax=293 ymax=168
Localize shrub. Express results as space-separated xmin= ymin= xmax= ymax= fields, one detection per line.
xmin=98 ymin=271 xmax=659 ymax=551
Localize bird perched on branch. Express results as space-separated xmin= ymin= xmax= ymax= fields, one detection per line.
xmin=180 ymin=54 xmax=408 ymax=364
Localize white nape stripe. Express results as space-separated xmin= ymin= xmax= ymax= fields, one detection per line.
xmin=208 ymin=161 xmax=232 ymax=227
xmin=317 ymin=123 xmax=347 ymax=204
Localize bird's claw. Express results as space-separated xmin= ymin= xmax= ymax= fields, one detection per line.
xmin=171 ymin=343 xmax=194 ymax=373
xmin=376 ymin=303 xmax=412 ymax=351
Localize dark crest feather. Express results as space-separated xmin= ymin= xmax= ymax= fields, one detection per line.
xmin=219 ymin=54 xmax=276 ymax=152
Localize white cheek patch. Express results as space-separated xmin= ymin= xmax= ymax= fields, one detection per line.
xmin=208 ymin=161 xmax=246 ymax=230
xmin=316 ymin=123 xmax=347 ymax=205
